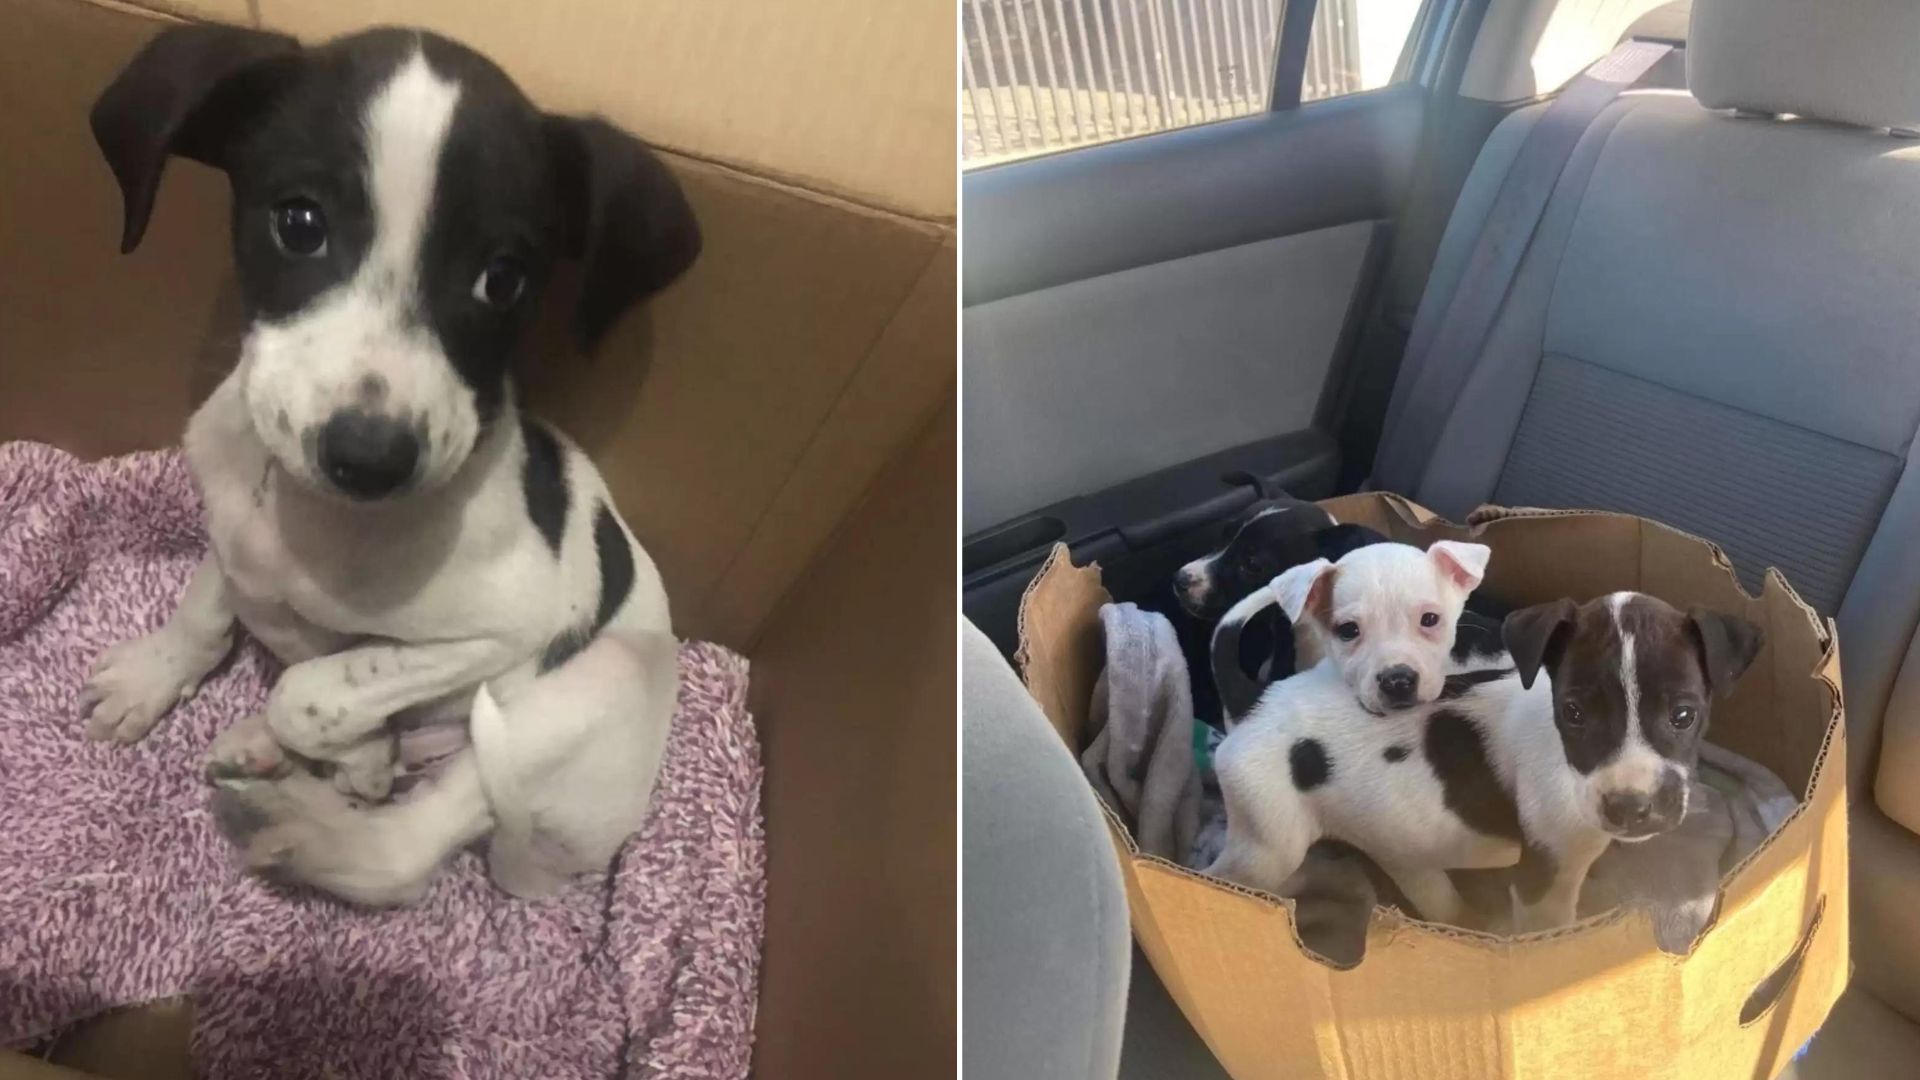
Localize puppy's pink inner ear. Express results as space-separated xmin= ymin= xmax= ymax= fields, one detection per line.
xmin=1303 ymin=570 xmax=1335 ymax=626
xmin=1431 ymin=544 xmax=1486 ymax=590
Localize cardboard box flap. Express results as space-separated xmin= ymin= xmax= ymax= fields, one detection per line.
xmin=1016 ymin=543 xmax=1110 ymax=748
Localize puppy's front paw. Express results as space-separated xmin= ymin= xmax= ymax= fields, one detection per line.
xmin=265 ymin=662 xmax=355 ymax=758
xmin=79 ymin=631 xmax=215 ymax=745
xmin=329 ymin=738 xmax=397 ymax=802
xmin=205 ymin=713 xmax=290 ymax=784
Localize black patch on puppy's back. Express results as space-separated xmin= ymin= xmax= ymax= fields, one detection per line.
xmin=591 ymin=502 xmax=634 ymax=631
xmin=1423 ymin=709 xmax=1521 ymax=841
xmin=1290 ymin=738 xmax=1332 ymax=791
xmin=539 ymin=500 xmax=635 ymax=672
xmin=520 ymin=418 xmax=568 ymax=555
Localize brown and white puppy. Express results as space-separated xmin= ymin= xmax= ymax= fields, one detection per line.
xmin=1494 ymin=593 xmax=1763 ymax=930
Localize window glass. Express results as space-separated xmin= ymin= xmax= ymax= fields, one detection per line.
xmin=962 ymin=1 xmax=1426 ymax=169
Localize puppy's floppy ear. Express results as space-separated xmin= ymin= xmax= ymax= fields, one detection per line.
xmin=1428 ymin=540 xmax=1491 ymax=592
xmin=1688 ymin=608 xmax=1764 ymax=698
xmin=1503 ymin=599 xmax=1576 ymax=690
xmin=543 ymin=115 xmax=702 ymax=353
xmin=1271 ymin=559 xmax=1334 ymax=624
xmin=90 ymin=24 xmax=300 ymax=254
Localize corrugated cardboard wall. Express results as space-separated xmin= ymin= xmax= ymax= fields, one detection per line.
xmin=109 ymin=0 xmax=956 ymax=222
xmin=0 ymin=0 xmax=956 ymax=651
xmin=749 ymin=397 xmax=957 ymax=1077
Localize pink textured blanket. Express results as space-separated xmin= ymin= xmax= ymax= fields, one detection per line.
xmin=0 ymin=441 xmax=765 ymax=1078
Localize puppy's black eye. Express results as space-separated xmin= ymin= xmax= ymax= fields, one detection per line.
xmin=271 ymin=197 xmax=328 ymax=257
xmin=1334 ymin=621 xmax=1360 ymax=642
xmin=1671 ymin=705 xmax=1697 ymax=729
xmin=473 ymin=256 xmax=528 ymax=311
xmin=1420 ymin=612 xmax=1440 ymax=628
xmin=1561 ymin=701 xmax=1584 ymax=727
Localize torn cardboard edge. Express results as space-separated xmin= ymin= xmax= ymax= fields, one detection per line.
xmin=1019 ymin=494 xmax=1848 ymax=1080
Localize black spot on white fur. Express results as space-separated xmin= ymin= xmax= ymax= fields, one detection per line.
xmin=210 ymin=786 xmax=270 ymax=844
xmin=1422 ymin=709 xmax=1521 ymax=841
xmin=1450 ymin=610 xmax=1508 ymax=664
xmin=1290 ymin=738 xmax=1331 ymax=791
xmin=1439 ymin=667 xmax=1514 ymax=700
xmin=541 ymin=626 xmax=589 ymax=675
xmin=591 ymin=502 xmax=634 ymax=631
xmin=520 ymin=418 xmax=567 ymax=555
xmin=1383 ymin=745 xmax=1409 ymax=763
xmin=539 ymin=501 xmax=635 ymax=672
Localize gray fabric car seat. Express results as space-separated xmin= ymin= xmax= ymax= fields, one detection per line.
xmin=962 ymin=620 xmax=1133 ymax=1080
xmin=1375 ymin=0 xmax=1920 ymax=1021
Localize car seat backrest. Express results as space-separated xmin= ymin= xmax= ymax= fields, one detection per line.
xmin=1375 ymin=0 xmax=1920 ymax=828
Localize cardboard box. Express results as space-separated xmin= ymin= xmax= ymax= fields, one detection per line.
xmin=1018 ymin=493 xmax=1849 ymax=1080
xmin=0 ymin=0 xmax=954 ymax=1076
xmin=113 ymin=0 xmax=957 ymax=223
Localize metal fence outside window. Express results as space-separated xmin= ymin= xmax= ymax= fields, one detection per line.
xmin=962 ymin=0 xmax=1365 ymax=167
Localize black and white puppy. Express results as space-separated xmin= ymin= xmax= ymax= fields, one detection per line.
xmin=77 ymin=25 xmax=698 ymax=905
xmin=1205 ymin=541 xmax=1513 ymax=926
xmin=1174 ymin=503 xmax=1387 ymax=723
xmin=1173 ymin=500 xmax=1350 ymax=621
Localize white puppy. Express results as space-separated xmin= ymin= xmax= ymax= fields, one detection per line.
xmin=1267 ymin=540 xmax=1493 ymax=716
xmin=1206 ymin=541 xmax=1508 ymax=925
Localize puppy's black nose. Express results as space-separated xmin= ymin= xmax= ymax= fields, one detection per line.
xmin=1601 ymin=791 xmax=1655 ymax=831
xmin=319 ymin=411 xmax=419 ymax=498
xmin=1377 ymin=665 xmax=1419 ymax=706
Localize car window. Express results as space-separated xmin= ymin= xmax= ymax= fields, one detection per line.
xmin=1302 ymin=0 xmax=1423 ymax=104
xmin=962 ymin=0 xmax=1428 ymax=169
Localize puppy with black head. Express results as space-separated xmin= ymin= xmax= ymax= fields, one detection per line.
xmin=1173 ymin=500 xmax=1354 ymax=621
xmin=77 ymin=25 xmax=698 ymax=905
xmin=1173 ymin=501 xmax=1387 ymax=723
